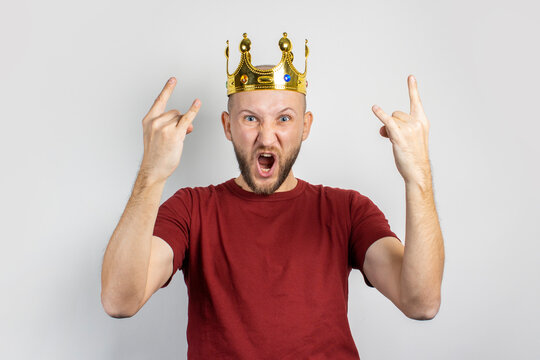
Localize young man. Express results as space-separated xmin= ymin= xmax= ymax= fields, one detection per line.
xmin=101 ymin=33 xmax=444 ymax=359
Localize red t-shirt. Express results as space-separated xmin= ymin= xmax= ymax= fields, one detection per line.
xmin=152 ymin=178 xmax=400 ymax=359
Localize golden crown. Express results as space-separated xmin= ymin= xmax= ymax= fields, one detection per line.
xmin=225 ymin=32 xmax=309 ymax=96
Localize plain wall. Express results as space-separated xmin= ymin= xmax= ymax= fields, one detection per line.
xmin=1 ymin=0 xmax=539 ymax=358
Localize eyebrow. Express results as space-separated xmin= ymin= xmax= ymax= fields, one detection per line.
xmin=238 ymin=107 xmax=297 ymax=116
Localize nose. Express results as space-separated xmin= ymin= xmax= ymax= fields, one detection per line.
xmin=257 ymin=120 xmax=278 ymax=147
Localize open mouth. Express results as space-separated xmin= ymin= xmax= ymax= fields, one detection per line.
xmin=256 ymin=153 xmax=276 ymax=177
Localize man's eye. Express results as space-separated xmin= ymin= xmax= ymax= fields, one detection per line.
xmin=245 ymin=115 xmax=256 ymax=122
xmin=279 ymin=115 xmax=291 ymax=122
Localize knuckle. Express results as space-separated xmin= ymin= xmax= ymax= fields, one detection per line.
xmin=162 ymin=125 xmax=175 ymax=136
xmin=183 ymin=110 xmax=194 ymax=120
xmin=182 ymin=112 xmax=195 ymax=123
xmin=178 ymin=115 xmax=189 ymax=127
xmin=411 ymin=121 xmax=424 ymax=133
xmin=150 ymin=118 xmax=163 ymax=131
xmin=150 ymin=121 xmax=159 ymax=132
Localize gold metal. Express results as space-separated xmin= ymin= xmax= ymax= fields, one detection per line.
xmin=225 ymin=32 xmax=309 ymax=96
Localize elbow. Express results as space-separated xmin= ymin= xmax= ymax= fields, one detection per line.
xmin=101 ymin=291 xmax=138 ymax=319
xmin=406 ymin=305 xmax=440 ymax=320
xmin=103 ymin=308 xmax=135 ymax=319
xmin=401 ymin=295 xmax=441 ymax=321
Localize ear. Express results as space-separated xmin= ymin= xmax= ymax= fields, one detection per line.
xmin=221 ymin=111 xmax=232 ymax=141
xmin=301 ymin=111 xmax=314 ymax=141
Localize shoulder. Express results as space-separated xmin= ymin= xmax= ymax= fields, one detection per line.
xmin=167 ymin=178 xmax=235 ymax=202
xmin=301 ymin=179 xmax=368 ymax=204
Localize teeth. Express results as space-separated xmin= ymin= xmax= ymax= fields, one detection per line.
xmin=260 ymin=153 xmax=272 ymax=157
xmin=261 ymin=168 xmax=270 ymax=172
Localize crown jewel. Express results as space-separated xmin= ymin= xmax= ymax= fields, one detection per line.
xmin=225 ymin=32 xmax=309 ymax=96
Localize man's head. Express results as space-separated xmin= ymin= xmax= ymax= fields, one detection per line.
xmin=227 ymin=92 xmax=307 ymax=116
xmin=221 ymin=65 xmax=313 ymax=195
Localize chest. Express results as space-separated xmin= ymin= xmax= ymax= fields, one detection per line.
xmin=187 ymin=198 xmax=351 ymax=288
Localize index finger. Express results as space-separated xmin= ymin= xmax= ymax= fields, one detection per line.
xmin=407 ymin=74 xmax=424 ymax=115
xmin=147 ymin=77 xmax=177 ymax=119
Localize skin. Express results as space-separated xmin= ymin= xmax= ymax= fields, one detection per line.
xmin=101 ymin=77 xmax=201 ymax=317
xmin=363 ymin=75 xmax=444 ymax=320
xmin=222 ymin=64 xmax=311 ymax=195
xmin=222 ymin=89 xmax=312 ymax=195
xmin=101 ymin=74 xmax=444 ymax=323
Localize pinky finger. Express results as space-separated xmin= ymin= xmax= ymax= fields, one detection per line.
xmin=372 ymin=105 xmax=399 ymax=138
xmin=177 ymin=99 xmax=201 ymax=130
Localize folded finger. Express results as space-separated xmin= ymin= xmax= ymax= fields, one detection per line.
xmin=154 ymin=109 xmax=181 ymax=128
xmin=391 ymin=110 xmax=409 ymax=121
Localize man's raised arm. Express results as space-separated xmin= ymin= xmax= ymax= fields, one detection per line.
xmin=364 ymin=75 xmax=445 ymax=320
xmin=100 ymin=77 xmax=201 ymax=318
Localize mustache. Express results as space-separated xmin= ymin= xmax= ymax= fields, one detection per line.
xmin=254 ymin=147 xmax=280 ymax=155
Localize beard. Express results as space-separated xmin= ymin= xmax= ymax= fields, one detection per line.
xmin=231 ymin=139 xmax=302 ymax=195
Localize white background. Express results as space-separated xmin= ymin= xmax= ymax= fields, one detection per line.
xmin=1 ymin=0 xmax=539 ymax=359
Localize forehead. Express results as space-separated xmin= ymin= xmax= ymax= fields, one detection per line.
xmin=229 ymin=90 xmax=304 ymax=114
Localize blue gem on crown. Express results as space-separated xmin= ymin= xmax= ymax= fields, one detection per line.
xmin=284 ymin=74 xmax=291 ymax=82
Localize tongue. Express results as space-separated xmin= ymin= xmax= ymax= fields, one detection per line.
xmin=258 ymin=155 xmax=274 ymax=169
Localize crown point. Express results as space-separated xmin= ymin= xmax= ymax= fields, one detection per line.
xmin=279 ymin=35 xmax=292 ymax=52
xmin=240 ymin=35 xmax=251 ymax=53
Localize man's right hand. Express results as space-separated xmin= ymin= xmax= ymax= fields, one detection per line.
xmin=139 ymin=77 xmax=201 ymax=184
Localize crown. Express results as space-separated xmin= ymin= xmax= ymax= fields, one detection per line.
xmin=225 ymin=32 xmax=309 ymax=96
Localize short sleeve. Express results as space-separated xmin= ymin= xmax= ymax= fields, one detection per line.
xmin=349 ymin=191 xmax=401 ymax=288
xmin=152 ymin=188 xmax=192 ymax=288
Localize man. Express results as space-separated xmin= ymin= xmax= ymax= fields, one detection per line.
xmin=101 ymin=33 xmax=444 ymax=359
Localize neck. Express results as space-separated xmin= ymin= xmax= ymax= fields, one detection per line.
xmin=234 ymin=171 xmax=298 ymax=193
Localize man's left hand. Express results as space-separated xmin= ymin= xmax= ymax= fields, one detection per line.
xmin=372 ymin=74 xmax=431 ymax=185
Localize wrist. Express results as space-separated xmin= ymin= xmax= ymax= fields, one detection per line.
xmin=405 ymin=175 xmax=432 ymax=193
xmin=135 ymin=169 xmax=167 ymax=190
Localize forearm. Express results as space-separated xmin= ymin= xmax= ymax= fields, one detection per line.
xmin=101 ymin=170 xmax=166 ymax=317
xmin=400 ymin=172 xmax=445 ymax=318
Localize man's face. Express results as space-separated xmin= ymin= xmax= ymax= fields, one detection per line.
xmin=221 ymin=90 xmax=313 ymax=195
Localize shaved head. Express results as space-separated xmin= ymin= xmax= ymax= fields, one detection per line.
xmin=227 ymin=64 xmax=307 ymax=114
